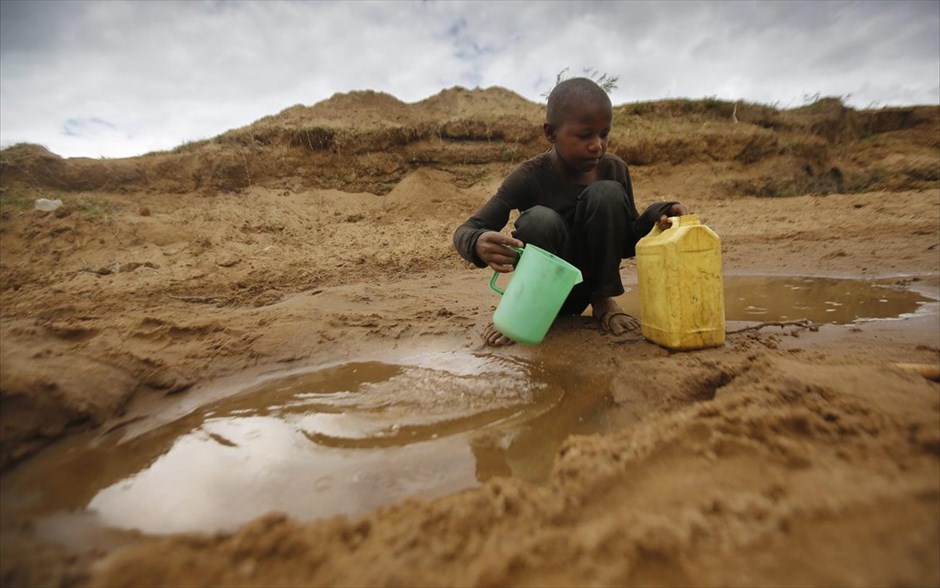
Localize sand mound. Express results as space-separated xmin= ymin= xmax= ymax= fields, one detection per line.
xmin=384 ymin=167 xmax=487 ymax=218
xmin=2 ymin=90 xmax=936 ymax=197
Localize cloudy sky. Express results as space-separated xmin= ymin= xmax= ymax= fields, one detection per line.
xmin=1 ymin=0 xmax=937 ymax=159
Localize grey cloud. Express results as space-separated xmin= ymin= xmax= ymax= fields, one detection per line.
xmin=1 ymin=0 xmax=937 ymax=158
xmin=0 ymin=0 xmax=86 ymax=53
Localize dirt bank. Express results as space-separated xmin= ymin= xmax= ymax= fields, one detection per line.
xmin=1 ymin=89 xmax=938 ymax=587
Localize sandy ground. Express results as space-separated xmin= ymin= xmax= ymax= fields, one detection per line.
xmin=1 ymin=90 xmax=938 ymax=587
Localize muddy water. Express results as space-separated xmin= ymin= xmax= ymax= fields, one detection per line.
xmin=616 ymin=275 xmax=935 ymax=324
xmin=1 ymin=352 xmax=613 ymax=543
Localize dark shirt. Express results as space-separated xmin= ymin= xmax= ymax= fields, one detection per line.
xmin=453 ymin=150 xmax=675 ymax=267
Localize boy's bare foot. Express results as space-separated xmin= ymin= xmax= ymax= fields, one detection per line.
xmin=482 ymin=322 xmax=515 ymax=346
xmin=591 ymin=296 xmax=640 ymax=336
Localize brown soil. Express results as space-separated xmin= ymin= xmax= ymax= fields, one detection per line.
xmin=1 ymin=88 xmax=938 ymax=587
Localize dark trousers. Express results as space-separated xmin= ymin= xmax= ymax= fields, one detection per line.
xmin=511 ymin=181 xmax=632 ymax=315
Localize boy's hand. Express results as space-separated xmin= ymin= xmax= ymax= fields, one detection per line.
xmin=475 ymin=231 xmax=524 ymax=273
xmin=657 ymin=203 xmax=690 ymax=231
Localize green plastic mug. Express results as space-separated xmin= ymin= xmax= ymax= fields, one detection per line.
xmin=489 ymin=244 xmax=583 ymax=345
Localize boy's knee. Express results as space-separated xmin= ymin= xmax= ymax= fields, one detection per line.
xmin=515 ymin=205 xmax=566 ymax=233
xmin=513 ymin=205 xmax=569 ymax=251
xmin=581 ymin=181 xmax=626 ymax=210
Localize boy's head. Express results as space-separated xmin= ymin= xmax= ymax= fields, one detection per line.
xmin=543 ymin=78 xmax=613 ymax=175
xmin=545 ymin=77 xmax=612 ymax=129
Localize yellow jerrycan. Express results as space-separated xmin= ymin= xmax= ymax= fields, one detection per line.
xmin=635 ymin=214 xmax=725 ymax=350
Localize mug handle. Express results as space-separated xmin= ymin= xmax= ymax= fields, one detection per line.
xmin=489 ymin=246 xmax=524 ymax=296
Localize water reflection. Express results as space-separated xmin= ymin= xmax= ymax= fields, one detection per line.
xmin=3 ymin=353 xmax=611 ymax=539
xmin=615 ymin=275 xmax=933 ymax=325
xmin=89 ymin=416 xmax=478 ymax=534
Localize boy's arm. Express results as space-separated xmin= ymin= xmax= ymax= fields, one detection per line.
xmin=618 ymin=163 xmax=680 ymax=257
xmin=621 ymin=201 xmax=680 ymax=258
xmin=453 ymin=169 xmax=532 ymax=267
xmin=453 ymin=195 xmax=514 ymax=267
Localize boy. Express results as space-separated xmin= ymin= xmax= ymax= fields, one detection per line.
xmin=453 ymin=77 xmax=688 ymax=346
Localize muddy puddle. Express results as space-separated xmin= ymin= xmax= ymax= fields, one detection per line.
xmin=615 ymin=275 xmax=936 ymax=325
xmin=3 ymin=276 xmax=934 ymax=549
xmin=1 ymin=352 xmax=614 ymax=545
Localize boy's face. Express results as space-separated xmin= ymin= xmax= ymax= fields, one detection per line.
xmin=544 ymin=100 xmax=612 ymax=176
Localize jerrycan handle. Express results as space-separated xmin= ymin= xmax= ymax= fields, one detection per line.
xmin=650 ymin=214 xmax=698 ymax=236
xmin=489 ymin=246 xmax=524 ymax=296
xmin=658 ymin=216 xmax=680 ymax=235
